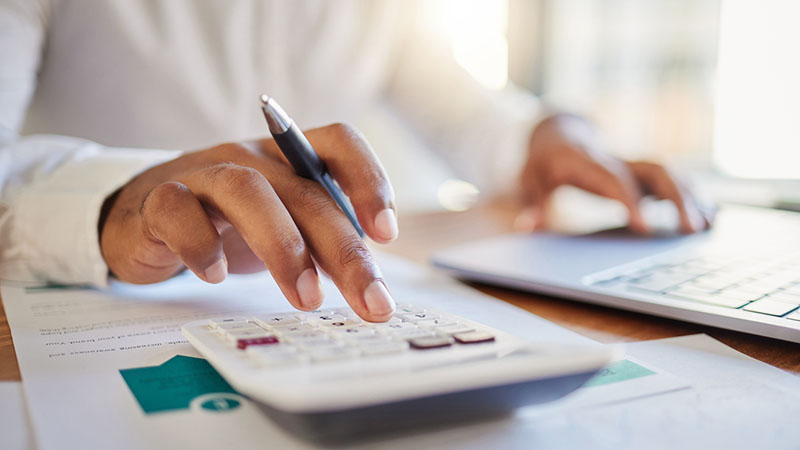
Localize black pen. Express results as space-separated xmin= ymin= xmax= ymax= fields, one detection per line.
xmin=260 ymin=95 xmax=365 ymax=237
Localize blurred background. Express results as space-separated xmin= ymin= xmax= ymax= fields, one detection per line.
xmin=373 ymin=0 xmax=800 ymax=214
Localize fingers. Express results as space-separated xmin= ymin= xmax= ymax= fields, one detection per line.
xmin=271 ymin=123 xmax=398 ymax=244
xmin=271 ymin=172 xmax=396 ymax=322
xmin=574 ymin=158 xmax=648 ymax=233
xmin=536 ymin=154 xmax=649 ymax=233
xmin=139 ymin=182 xmax=227 ymax=284
xmin=627 ymin=162 xmax=709 ymax=234
xmin=180 ymin=163 xmax=324 ymax=311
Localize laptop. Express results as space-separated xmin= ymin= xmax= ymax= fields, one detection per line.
xmin=432 ymin=203 xmax=800 ymax=343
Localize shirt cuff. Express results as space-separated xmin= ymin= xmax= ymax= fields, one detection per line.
xmin=6 ymin=135 xmax=180 ymax=287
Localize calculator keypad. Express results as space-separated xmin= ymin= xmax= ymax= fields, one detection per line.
xmin=207 ymin=304 xmax=495 ymax=367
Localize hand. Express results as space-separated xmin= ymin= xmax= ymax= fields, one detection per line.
xmin=518 ymin=114 xmax=713 ymax=234
xmin=99 ymin=124 xmax=399 ymax=322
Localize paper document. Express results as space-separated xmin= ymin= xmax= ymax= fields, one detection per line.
xmin=0 ymin=381 xmax=35 ymax=450
xmin=2 ymin=252 xmax=686 ymax=449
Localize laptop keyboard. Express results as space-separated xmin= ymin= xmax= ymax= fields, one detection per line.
xmin=588 ymin=250 xmax=800 ymax=320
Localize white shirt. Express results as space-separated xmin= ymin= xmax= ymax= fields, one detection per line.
xmin=0 ymin=0 xmax=540 ymax=286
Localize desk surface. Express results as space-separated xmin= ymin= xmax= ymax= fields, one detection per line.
xmin=1 ymin=201 xmax=799 ymax=381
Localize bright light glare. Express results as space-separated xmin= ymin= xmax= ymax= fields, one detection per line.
xmin=714 ymin=0 xmax=800 ymax=179
xmin=433 ymin=0 xmax=509 ymax=90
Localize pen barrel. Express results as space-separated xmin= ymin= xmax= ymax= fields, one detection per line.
xmin=272 ymin=125 xmax=326 ymax=180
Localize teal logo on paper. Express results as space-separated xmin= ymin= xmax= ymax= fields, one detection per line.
xmin=584 ymin=359 xmax=655 ymax=387
xmin=120 ymin=355 xmax=241 ymax=414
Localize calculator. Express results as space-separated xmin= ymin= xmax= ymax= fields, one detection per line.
xmin=182 ymin=303 xmax=616 ymax=441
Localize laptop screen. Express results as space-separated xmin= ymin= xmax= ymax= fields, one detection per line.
xmin=713 ymin=1 xmax=800 ymax=181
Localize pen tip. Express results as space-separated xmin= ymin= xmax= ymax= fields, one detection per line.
xmin=260 ymin=94 xmax=271 ymax=108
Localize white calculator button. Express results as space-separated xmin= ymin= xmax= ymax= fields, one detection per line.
xmin=416 ymin=318 xmax=456 ymax=328
xmin=295 ymin=338 xmax=342 ymax=350
xmin=436 ymin=323 xmax=475 ymax=335
xmin=271 ymin=324 xmax=316 ymax=335
xmin=208 ymin=316 xmax=250 ymax=328
xmin=284 ymin=331 xmax=329 ymax=342
xmin=318 ymin=319 xmax=362 ymax=328
xmin=330 ymin=326 xmax=376 ymax=338
xmin=249 ymin=349 xmax=309 ymax=367
xmin=401 ymin=312 xmax=440 ymax=323
xmin=224 ymin=328 xmax=270 ymax=343
xmin=395 ymin=304 xmax=425 ymax=315
xmin=359 ymin=341 xmax=409 ymax=356
xmin=372 ymin=319 xmax=410 ymax=330
xmin=246 ymin=344 xmax=297 ymax=356
xmin=215 ymin=322 xmax=259 ymax=332
xmin=307 ymin=346 xmax=360 ymax=362
xmin=253 ymin=313 xmax=301 ymax=328
xmin=305 ymin=313 xmax=348 ymax=324
xmin=375 ymin=322 xmax=417 ymax=335
xmin=391 ymin=328 xmax=436 ymax=339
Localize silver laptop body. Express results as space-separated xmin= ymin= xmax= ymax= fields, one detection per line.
xmin=432 ymin=205 xmax=800 ymax=343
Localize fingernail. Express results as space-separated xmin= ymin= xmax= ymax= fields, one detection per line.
xmin=364 ymin=280 xmax=396 ymax=316
xmin=204 ymin=257 xmax=227 ymax=284
xmin=374 ymin=208 xmax=398 ymax=241
xmin=296 ymin=268 xmax=325 ymax=308
xmin=688 ymin=208 xmax=706 ymax=233
xmin=514 ymin=208 xmax=538 ymax=232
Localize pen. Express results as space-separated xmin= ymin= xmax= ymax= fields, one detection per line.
xmin=260 ymin=95 xmax=365 ymax=237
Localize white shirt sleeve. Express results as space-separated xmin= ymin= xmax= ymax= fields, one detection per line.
xmin=384 ymin=5 xmax=543 ymax=195
xmin=0 ymin=0 xmax=179 ymax=286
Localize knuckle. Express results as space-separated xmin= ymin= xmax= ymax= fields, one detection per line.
xmin=334 ymin=235 xmax=373 ymax=270
xmin=207 ymin=164 xmax=267 ymax=195
xmin=141 ymin=182 xmax=189 ymax=217
xmin=294 ymin=182 xmax=333 ymax=216
xmin=273 ymin=232 xmax=306 ymax=259
xmin=326 ymin=122 xmax=361 ymax=142
xmin=214 ymin=143 xmax=253 ymax=162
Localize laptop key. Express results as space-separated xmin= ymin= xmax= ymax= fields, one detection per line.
xmin=628 ymin=273 xmax=697 ymax=293
xmin=743 ymin=299 xmax=799 ymax=317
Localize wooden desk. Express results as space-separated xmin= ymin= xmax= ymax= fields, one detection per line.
xmin=1 ymin=201 xmax=799 ymax=382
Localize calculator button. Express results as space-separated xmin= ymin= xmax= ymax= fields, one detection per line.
xmin=395 ymin=304 xmax=425 ymax=315
xmin=215 ymin=322 xmax=260 ymax=332
xmin=236 ymin=335 xmax=279 ymax=349
xmin=318 ymin=319 xmax=362 ymax=328
xmin=359 ymin=341 xmax=410 ymax=356
xmin=224 ymin=328 xmax=270 ymax=343
xmin=409 ymin=335 xmax=454 ymax=350
xmin=246 ymin=344 xmax=297 ymax=356
xmin=208 ymin=317 xmax=250 ymax=328
xmin=271 ymin=324 xmax=316 ymax=335
xmin=253 ymin=313 xmax=301 ymax=328
xmin=307 ymin=346 xmax=360 ymax=363
xmin=248 ymin=348 xmax=308 ymax=367
xmin=416 ymin=318 xmax=456 ymax=328
xmin=392 ymin=328 xmax=436 ymax=339
xmin=372 ymin=319 xmax=410 ymax=330
xmin=453 ymin=331 xmax=495 ymax=345
xmin=401 ymin=312 xmax=440 ymax=323
xmin=330 ymin=326 xmax=376 ymax=339
xmin=285 ymin=331 xmax=330 ymax=343
xmin=295 ymin=338 xmax=344 ymax=350
xmin=436 ymin=323 xmax=476 ymax=335
xmin=305 ymin=313 xmax=348 ymax=324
